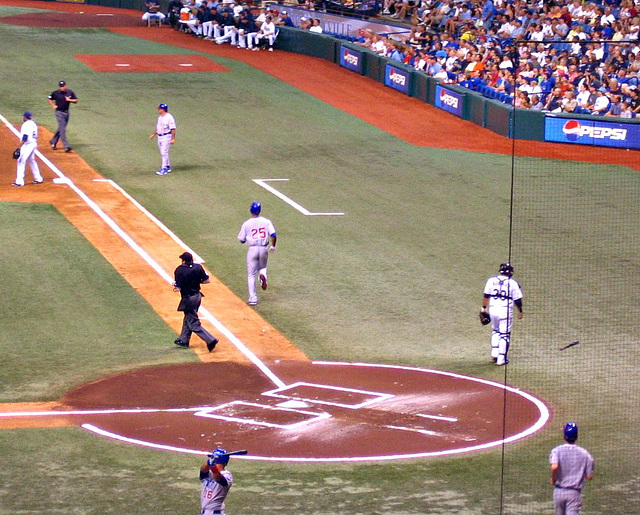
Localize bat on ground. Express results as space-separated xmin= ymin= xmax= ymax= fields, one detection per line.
xmin=559 ymin=340 xmax=580 ymax=351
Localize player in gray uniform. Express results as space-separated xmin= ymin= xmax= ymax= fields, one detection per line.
xmin=238 ymin=202 xmax=276 ymax=306
xmin=200 ymin=448 xmax=234 ymax=515
xmin=481 ymin=262 xmax=523 ymax=365
xmin=150 ymin=103 xmax=176 ymax=176
xmin=549 ymin=422 xmax=595 ymax=515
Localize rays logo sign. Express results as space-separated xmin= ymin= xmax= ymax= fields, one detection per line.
xmin=340 ymin=46 xmax=362 ymax=74
xmin=546 ymin=117 xmax=639 ymax=149
xmin=384 ymin=64 xmax=410 ymax=95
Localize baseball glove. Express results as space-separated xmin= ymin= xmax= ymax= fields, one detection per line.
xmin=479 ymin=311 xmax=491 ymax=326
xmin=12 ymin=147 xmax=20 ymax=159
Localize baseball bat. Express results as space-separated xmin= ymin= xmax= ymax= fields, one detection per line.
xmin=207 ymin=449 xmax=248 ymax=458
xmin=559 ymin=340 xmax=580 ymax=351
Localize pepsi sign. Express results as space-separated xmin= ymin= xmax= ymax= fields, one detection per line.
xmin=545 ymin=117 xmax=640 ymax=149
xmin=435 ymin=85 xmax=464 ymax=118
xmin=384 ymin=64 xmax=410 ymax=95
xmin=340 ymin=46 xmax=362 ymax=74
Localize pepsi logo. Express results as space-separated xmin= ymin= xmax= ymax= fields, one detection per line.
xmin=562 ymin=120 xmax=582 ymax=141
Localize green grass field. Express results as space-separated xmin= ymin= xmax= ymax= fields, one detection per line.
xmin=1 ymin=6 xmax=639 ymax=513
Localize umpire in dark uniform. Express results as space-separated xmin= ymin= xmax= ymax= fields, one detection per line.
xmin=173 ymin=252 xmax=219 ymax=352
xmin=47 ymin=80 xmax=78 ymax=152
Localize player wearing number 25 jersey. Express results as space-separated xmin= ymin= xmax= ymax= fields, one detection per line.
xmin=238 ymin=202 xmax=277 ymax=306
xmin=481 ymin=262 xmax=523 ymax=366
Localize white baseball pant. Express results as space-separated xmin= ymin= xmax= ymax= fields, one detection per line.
xmin=246 ymin=245 xmax=268 ymax=304
xmin=15 ymin=142 xmax=43 ymax=186
xmin=186 ymin=21 xmax=202 ymax=35
xmin=238 ymin=31 xmax=258 ymax=48
xmin=253 ymin=32 xmax=276 ymax=48
xmin=489 ymin=306 xmax=514 ymax=365
xmin=216 ymin=26 xmax=238 ymax=45
xmin=157 ymin=134 xmax=172 ymax=169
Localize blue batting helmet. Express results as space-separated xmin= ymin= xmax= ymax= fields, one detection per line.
xmin=158 ymin=103 xmax=168 ymax=111
xmin=564 ymin=422 xmax=578 ymax=442
xmin=211 ymin=448 xmax=230 ymax=465
xmin=250 ymin=202 xmax=262 ymax=215
xmin=23 ymin=111 xmax=32 ymax=119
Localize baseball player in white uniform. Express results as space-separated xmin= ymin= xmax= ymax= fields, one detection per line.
xmin=200 ymin=448 xmax=234 ymax=515
xmin=238 ymin=202 xmax=276 ymax=306
xmin=252 ymin=15 xmax=276 ymax=50
xmin=12 ymin=112 xmax=44 ymax=187
xmin=549 ymin=422 xmax=595 ymax=514
xmin=481 ymin=262 xmax=523 ymax=365
xmin=149 ymin=103 xmax=176 ymax=176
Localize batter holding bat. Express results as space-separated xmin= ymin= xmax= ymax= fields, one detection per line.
xmin=200 ymin=448 xmax=245 ymax=515
xmin=480 ymin=262 xmax=523 ymax=366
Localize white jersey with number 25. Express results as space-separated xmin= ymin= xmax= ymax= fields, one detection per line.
xmin=238 ymin=216 xmax=276 ymax=247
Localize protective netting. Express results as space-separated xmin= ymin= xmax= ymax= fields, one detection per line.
xmin=500 ymin=41 xmax=640 ymax=513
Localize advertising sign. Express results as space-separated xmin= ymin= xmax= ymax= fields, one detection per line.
xmin=384 ymin=64 xmax=410 ymax=95
xmin=545 ymin=117 xmax=640 ymax=150
xmin=339 ymin=45 xmax=362 ymax=74
xmin=434 ymin=85 xmax=464 ymax=118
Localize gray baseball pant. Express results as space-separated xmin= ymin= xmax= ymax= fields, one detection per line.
xmin=51 ymin=110 xmax=71 ymax=149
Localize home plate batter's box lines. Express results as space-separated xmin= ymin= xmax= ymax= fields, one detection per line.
xmin=193 ymin=383 xmax=395 ymax=429
xmin=194 ymin=402 xmax=331 ymax=430
xmin=261 ymin=382 xmax=394 ymax=409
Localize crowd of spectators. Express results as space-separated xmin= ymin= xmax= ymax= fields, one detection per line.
xmin=157 ymin=0 xmax=640 ymax=117
xmin=359 ymin=0 xmax=640 ymax=116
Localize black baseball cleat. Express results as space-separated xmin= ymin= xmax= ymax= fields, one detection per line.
xmin=174 ymin=339 xmax=189 ymax=348
xmin=64 ymin=147 xmax=73 ymax=153
xmin=50 ymin=142 xmax=57 ymax=150
xmin=207 ymin=338 xmax=219 ymax=353
xmin=33 ymin=180 xmax=44 ymax=184
xmin=11 ymin=183 xmax=23 ymax=187
xmin=259 ymin=273 xmax=268 ymax=290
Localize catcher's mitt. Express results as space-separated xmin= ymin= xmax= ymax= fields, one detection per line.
xmin=12 ymin=147 xmax=21 ymax=160
xmin=479 ymin=311 xmax=491 ymax=326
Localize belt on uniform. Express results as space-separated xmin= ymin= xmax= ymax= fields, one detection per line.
xmin=57 ymin=110 xmax=69 ymax=113
xmin=555 ymin=486 xmax=581 ymax=492
xmin=158 ymin=132 xmax=172 ymax=136
xmin=201 ymin=510 xmax=222 ymax=514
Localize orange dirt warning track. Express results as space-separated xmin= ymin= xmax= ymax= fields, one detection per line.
xmin=0 ymin=0 xmax=553 ymax=460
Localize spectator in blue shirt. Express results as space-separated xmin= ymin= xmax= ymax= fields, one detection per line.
xmin=481 ymin=0 xmax=495 ymax=30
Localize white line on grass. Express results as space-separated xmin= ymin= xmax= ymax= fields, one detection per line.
xmin=0 ymin=112 xmax=286 ymax=389
xmin=253 ymin=179 xmax=344 ymax=216
xmin=93 ymin=179 xmax=204 ymax=263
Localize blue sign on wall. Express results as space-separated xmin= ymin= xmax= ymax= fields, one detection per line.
xmin=545 ymin=117 xmax=640 ymax=150
xmin=384 ymin=64 xmax=410 ymax=95
xmin=434 ymin=85 xmax=464 ymax=118
xmin=339 ymin=45 xmax=363 ymax=74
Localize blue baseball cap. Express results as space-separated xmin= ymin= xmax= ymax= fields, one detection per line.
xmin=158 ymin=103 xmax=168 ymax=111
xmin=23 ymin=111 xmax=32 ymax=118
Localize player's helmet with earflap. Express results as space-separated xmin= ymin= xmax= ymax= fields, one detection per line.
xmin=212 ymin=448 xmax=230 ymax=465
xmin=499 ymin=263 xmax=514 ymax=276
xmin=250 ymin=202 xmax=261 ymax=215
xmin=564 ymin=422 xmax=578 ymax=442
